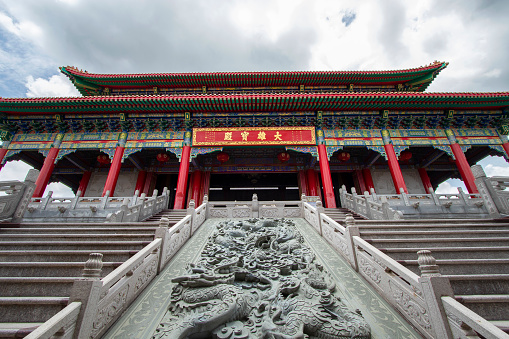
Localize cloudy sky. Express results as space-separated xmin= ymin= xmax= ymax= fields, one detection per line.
xmin=0 ymin=0 xmax=507 ymax=195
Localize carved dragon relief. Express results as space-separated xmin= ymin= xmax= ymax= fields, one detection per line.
xmin=153 ymin=218 xmax=371 ymax=338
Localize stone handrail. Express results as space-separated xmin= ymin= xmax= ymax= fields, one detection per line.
xmin=191 ymin=200 xmax=207 ymax=235
xmin=106 ymin=189 xmax=170 ymax=222
xmin=156 ymin=215 xmax=193 ymax=271
xmin=302 ymin=201 xmax=322 ymax=234
xmin=441 ymin=296 xmax=509 ymax=338
xmin=207 ymin=194 xmax=302 ymax=219
xmin=25 ymin=187 xmax=170 ymax=222
xmin=0 ymin=169 xmax=38 ymax=223
xmin=24 ymin=301 xmax=82 ymax=339
xmin=319 ymin=210 xmax=505 ymax=338
xmin=473 ymin=164 xmax=509 ymax=216
xmin=340 ymin=183 xmax=487 ymax=219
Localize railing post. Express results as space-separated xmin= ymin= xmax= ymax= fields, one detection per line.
xmin=252 ymin=193 xmax=259 ymax=218
xmin=101 ymin=191 xmax=110 ymax=210
xmin=417 ymin=250 xmax=455 ymax=339
xmin=155 ymin=217 xmax=170 ymax=273
xmin=401 ymin=187 xmax=410 ymax=206
xmin=457 ymin=187 xmax=468 ymax=205
xmin=187 ymin=199 xmax=195 ymax=234
xmin=430 ymin=188 xmax=440 ymax=205
xmin=12 ymin=169 xmax=38 ymax=223
xmin=42 ymin=191 xmax=53 ymax=210
xmin=370 ymin=187 xmax=377 ymax=202
xmin=344 ymin=214 xmax=360 ymax=271
xmin=300 ymin=193 xmax=307 ymax=217
xmin=132 ymin=190 xmax=140 ymax=207
xmin=69 ymin=253 xmax=104 ymax=339
xmin=316 ymin=199 xmax=324 ymax=235
xmin=364 ymin=192 xmax=373 ymax=219
xmin=71 ymin=190 xmax=81 ymax=210
xmin=203 ymin=194 xmax=209 ymax=218
xmin=351 ymin=187 xmax=358 ymax=211
xmin=472 ymin=164 xmax=502 ymax=217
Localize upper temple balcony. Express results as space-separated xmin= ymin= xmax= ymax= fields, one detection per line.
xmin=60 ymin=61 xmax=448 ymax=97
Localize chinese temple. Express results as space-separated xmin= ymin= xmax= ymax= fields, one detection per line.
xmin=0 ymin=61 xmax=508 ymax=209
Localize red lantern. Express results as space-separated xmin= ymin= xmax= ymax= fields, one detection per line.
xmin=277 ymin=152 xmax=290 ymax=162
xmin=337 ymin=152 xmax=351 ymax=162
xmin=399 ymin=150 xmax=412 ymax=161
xmin=156 ymin=153 xmax=169 ymax=163
xmin=97 ymin=154 xmax=110 ymax=164
xmin=216 ymin=152 xmax=229 ymax=163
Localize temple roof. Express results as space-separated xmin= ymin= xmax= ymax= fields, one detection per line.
xmin=1 ymin=91 xmax=508 ymax=114
xmin=60 ymin=62 xmax=449 ymax=96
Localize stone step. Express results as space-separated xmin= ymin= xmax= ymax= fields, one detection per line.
xmin=398 ymin=258 xmax=509 ymax=275
xmin=445 ymin=274 xmax=509 ymax=295
xmin=0 ymin=240 xmax=151 ymax=251
xmin=0 ymin=297 xmax=69 ymax=323
xmin=454 ymin=294 xmax=509 ymax=321
xmin=0 ymin=277 xmax=75 ymax=297
xmin=361 ymin=230 xmax=509 ymax=239
xmin=366 ymin=237 xmax=509 ymax=248
xmin=0 ymin=249 xmax=137 ymax=262
xmin=355 ymin=219 xmax=508 ymax=226
xmin=380 ymin=246 xmax=509 ymax=260
xmin=0 ymin=323 xmax=42 ymax=338
xmin=0 ymin=227 xmax=158 ymax=234
xmin=0 ymin=261 xmax=121 ymax=277
xmin=2 ymin=221 xmax=159 ymax=228
xmin=0 ymin=233 xmax=155 ymax=242
xmin=357 ymin=223 xmax=509 ymax=232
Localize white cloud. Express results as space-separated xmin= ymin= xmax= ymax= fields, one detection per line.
xmin=484 ymin=164 xmax=509 ymax=177
xmin=25 ymin=74 xmax=80 ymax=97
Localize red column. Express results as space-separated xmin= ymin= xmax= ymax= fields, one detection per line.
xmin=384 ymin=144 xmax=408 ymax=194
xmin=449 ymin=143 xmax=478 ymax=193
xmin=0 ymin=148 xmax=8 ymax=171
xmin=102 ymin=146 xmax=124 ymax=196
xmin=355 ymin=170 xmax=367 ymax=194
xmin=142 ymin=172 xmax=155 ymax=195
xmin=174 ymin=145 xmax=191 ymax=209
xmin=362 ymin=168 xmax=375 ymax=193
xmin=33 ymin=147 xmax=60 ymax=198
xmin=418 ymin=168 xmax=433 ymax=194
xmin=77 ymin=171 xmax=92 ymax=196
xmin=191 ymin=170 xmax=202 ymax=204
xmin=307 ymin=168 xmax=318 ymax=196
xmin=317 ymin=144 xmax=336 ymax=208
xmin=298 ymin=170 xmax=308 ymax=196
xmin=199 ymin=171 xmax=210 ymax=205
xmin=134 ymin=170 xmax=147 ymax=194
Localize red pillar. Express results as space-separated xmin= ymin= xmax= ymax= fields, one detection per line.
xmin=199 ymin=171 xmax=210 ymax=205
xmin=418 ymin=168 xmax=433 ymax=194
xmin=77 ymin=170 xmax=92 ymax=196
xmin=191 ymin=170 xmax=202 ymax=204
xmin=355 ymin=170 xmax=366 ymax=194
xmin=0 ymin=148 xmax=8 ymax=171
xmin=317 ymin=144 xmax=336 ymax=208
xmin=142 ymin=172 xmax=155 ymax=195
xmin=33 ymin=147 xmax=60 ymax=198
xmin=298 ymin=170 xmax=308 ymax=196
xmin=134 ymin=170 xmax=147 ymax=194
xmin=449 ymin=143 xmax=478 ymax=194
xmin=362 ymin=168 xmax=375 ymax=193
xmin=174 ymin=145 xmax=191 ymax=209
xmin=307 ymin=168 xmax=318 ymax=196
xmin=384 ymin=144 xmax=408 ymax=194
xmin=102 ymin=146 xmax=124 ymax=196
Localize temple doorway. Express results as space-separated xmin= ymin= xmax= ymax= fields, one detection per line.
xmin=332 ymin=172 xmax=355 ymax=207
xmin=208 ymin=172 xmax=299 ymax=201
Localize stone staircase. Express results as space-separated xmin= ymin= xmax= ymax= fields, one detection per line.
xmin=324 ymin=207 xmax=365 ymax=221
xmin=0 ymin=221 xmax=164 ymax=338
xmin=355 ymin=218 xmax=509 ymax=333
xmin=143 ymin=209 xmax=188 ymax=223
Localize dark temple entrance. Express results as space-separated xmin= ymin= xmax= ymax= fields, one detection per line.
xmin=209 ymin=173 xmax=299 ymax=201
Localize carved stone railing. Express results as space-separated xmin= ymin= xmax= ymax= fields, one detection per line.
xmin=25 ymin=187 xmax=170 ymax=222
xmin=0 ymin=169 xmax=38 ymax=223
xmin=24 ymin=301 xmax=82 ymax=339
xmin=340 ymin=182 xmax=488 ymax=220
xmin=302 ymin=200 xmax=322 ymax=235
xmin=156 ymin=215 xmax=192 ymax=271
xmin=317 ymin=211 xmax=506 ymax=339
xmin=207 ymin=194 xmax=302 ymax=219
xmin=441 ymin=296 xmax=509 ymax=339
xmin=473 ymin=164 xmax=509 ymax=216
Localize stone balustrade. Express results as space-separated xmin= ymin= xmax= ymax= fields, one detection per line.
xmin=0 ymin=169 xmax=38 ymax=223
xmin=339 ymin=165 xmax=508 ymax=220
xmin=24 ymin=187 xmax=170 ymax=222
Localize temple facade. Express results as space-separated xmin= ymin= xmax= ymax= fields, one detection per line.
xmin=0 ymin=61 xmax=508 ymax=209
